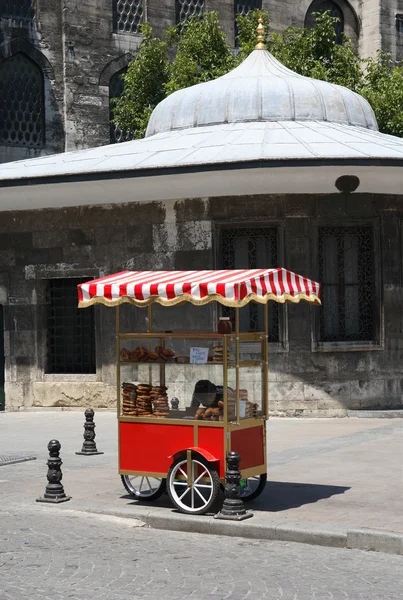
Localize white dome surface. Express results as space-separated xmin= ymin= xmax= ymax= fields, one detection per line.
xmin=146 ymin=49 xmax=378 ymax=137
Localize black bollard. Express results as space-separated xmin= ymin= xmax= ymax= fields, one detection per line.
xmin=76 ymin=408 xmax=104 ymax=455
xmin=214 ymin=451 xmax=253 ymax=521
xmin=36 ymin=440 xmax=71 ymax=504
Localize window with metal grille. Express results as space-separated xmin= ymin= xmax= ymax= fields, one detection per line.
xmin=46 ymin=279 xmax=96 ymax=374
xmin=0 ymin=53 xmax=44 ymax=148
xmin=396 ymin=14 xmax=403 ymax=34
xmin=1 ymin=0 xmax=35 ymax=21
xmin=109 ymin=68 xmax=128 ymax=143
xmin=318 ymin=227 xmax=375 ymax=342
xmin=234 ymin=0 xmax=262 ymax=44
xmin=305 ymin=0 xmax=344 ymax=44
xmin=220 ymin=228 xmax=280 ymax=341
xmin=175 ymin=0 xmax=204 ymax=25
xmin=112 ymin=0 xmax=143 ymax=34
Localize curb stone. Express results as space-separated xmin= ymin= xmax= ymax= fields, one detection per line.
xmin=60 ymin=503 xmax=403 ymax=556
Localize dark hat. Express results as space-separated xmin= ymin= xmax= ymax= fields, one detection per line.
xmin=194 ymin=380 xmax=216 ymax=395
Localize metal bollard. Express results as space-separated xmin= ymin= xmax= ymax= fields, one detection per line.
xmin=214 ymin=451 xmax=253 ymax=521
xmin=36 ymin=440 xmax=71 ymax=504
xmin=76 ymin=408 xmax=104 ymax=455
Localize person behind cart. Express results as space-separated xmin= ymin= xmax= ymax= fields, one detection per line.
xmin=191 ymin=379 xmax=234 ymax=408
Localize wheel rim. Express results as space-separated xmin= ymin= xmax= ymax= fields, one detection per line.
xmin=169 ymin=459 xmax=214 ymax=513
xmin=123 ymin=475 xmax=163 ymax=498
xmin=241 ymin=476 xmax=262 ymax=498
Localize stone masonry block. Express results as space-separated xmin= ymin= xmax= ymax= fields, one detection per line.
xmin=32 ymin=382 xmax=116 ymax=408
xmin=174 ymin=198 xmax=210 ymax=222
xmin=174 ymin=250 xmax=213 ymax=270
xmin=177 ymin=221 xmax=212 ymax=252
xmin=269 ymin=381 xmax=304 ymax=402
xmin=350 ymin=379 xmax=385 ymax=408
xmin=126 ymin=224 xmax=153 ymax=252
xmin=303 ymin=381 xmax=351 ymax=403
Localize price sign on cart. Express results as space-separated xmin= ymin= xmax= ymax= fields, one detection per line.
xmin=190 ymin=347 xmax=209 ymax=364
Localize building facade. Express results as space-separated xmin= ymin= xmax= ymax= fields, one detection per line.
xmin=1 ymin=2 xmax=403 ymax=415
xmin=1 ymin=192 xmax=402 ymax=415
xmin=1 ymin=0 xmax=403 ymax=164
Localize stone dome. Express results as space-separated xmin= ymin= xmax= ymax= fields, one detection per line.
xmin=145 ymin=48 xmax=378 ymax=137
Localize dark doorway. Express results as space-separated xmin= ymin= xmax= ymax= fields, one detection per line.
xmin=0 ymin=305 xmax=4 ymax=411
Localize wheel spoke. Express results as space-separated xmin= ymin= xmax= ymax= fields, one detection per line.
xmin=145 ymin=477 xmax=153 ymax=492
xmin=193 ymin=469 xmax=208 ymax=485
xmin=179 ymin=487 xmax=191 ymax=501
xmin=138 ymin=477 xmax=145 ymax=492
xmin=194 ymin=483 xmax=212 ymax=489
xmin=178 ymin=467 xmax=188 ymax=480
xmin=194 ymin=485 xmax=208 ymax=504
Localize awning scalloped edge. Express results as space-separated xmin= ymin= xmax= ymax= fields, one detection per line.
xmin=78 ymin=292 xmax=321 ymax=309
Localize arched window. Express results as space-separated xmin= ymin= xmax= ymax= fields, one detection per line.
xmin=112 ymin=0 xmax=143 ymax=34
xmin=305 ymin=0 xmax=344 ymax=44
xmin=234 ymin=0 xmax=262 ymax=45
xmin=109 ymin=68 xmax=127 ymax=143
xmin=1 ymin=0 xmax=35 ymax=21
xmin=0 ymin=53 xmax=45 ymax=148
xmin=175 ymin=0 xmax=205 ymax=25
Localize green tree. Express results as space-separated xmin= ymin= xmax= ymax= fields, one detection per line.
xmin=166 ymin=12 xmax=237 ymax=94
xmin=267 ymin=11 xmax=362 ymax=90
xmin=111 ymin=24 xmax=170 ymax=140
xmin=359 ymin=53 xmax=403 ymax=137
xmin=112 ymin=10 xmax=403 ymax=140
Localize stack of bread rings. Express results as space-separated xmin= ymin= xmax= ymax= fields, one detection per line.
xmin=136 ymin=384 xmax=153 ymax=416
xmin=121 ymin=382 xmax=137 ymax=416
xmin=150 ymin=385 xmax=170 ymax=418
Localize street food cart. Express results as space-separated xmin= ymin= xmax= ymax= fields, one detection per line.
xmin=78 ymin=269 xmax=320 ymax=515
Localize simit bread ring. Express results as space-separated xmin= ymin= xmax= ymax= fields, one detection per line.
xmin=120 ymin=348 xmax=130 ymax=361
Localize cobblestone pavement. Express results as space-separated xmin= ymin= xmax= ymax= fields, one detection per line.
xmin=1 ymin=506 xmax=403 ymax=600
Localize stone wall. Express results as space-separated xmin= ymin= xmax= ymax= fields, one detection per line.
xmin=1 ymin=192 xmax=403 ymax=415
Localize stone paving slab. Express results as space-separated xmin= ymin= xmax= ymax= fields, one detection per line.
xmin=1 ymin=412 xmax=403 ymax=555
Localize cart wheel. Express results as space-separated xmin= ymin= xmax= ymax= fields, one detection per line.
xmin=121 ymin=475 xmax=166 ymax=501
xmin=167 ymin=454 xmax=220 ymax=515
xmin=241 ymin=474 xmax=267 ymax=502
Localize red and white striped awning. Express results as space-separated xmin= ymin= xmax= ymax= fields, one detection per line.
xmin=78 ymin=269 xmax=320 ymax=308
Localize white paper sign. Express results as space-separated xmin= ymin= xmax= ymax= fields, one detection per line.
xmin=190 ymin=347 xmax=209 ymax=364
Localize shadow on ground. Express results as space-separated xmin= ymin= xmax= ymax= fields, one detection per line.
xmin=120 ymin=480 xmax=350 ymax=513
xmin=251 ymin=481 xmax=350 ymax=512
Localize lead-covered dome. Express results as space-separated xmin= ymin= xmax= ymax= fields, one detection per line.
xmin=145 ymin=48 xmax=378 ymax=137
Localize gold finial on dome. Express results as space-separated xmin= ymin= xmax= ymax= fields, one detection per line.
xmin=255 ymin=14 xmax=266 ymax=50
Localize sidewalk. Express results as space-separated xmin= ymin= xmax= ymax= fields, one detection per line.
xmin=1 ymin=411 xmax=402 ymax=554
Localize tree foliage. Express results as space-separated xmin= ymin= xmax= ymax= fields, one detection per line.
xmin=359 ymin=53 xmax=403 ymax=137
xmin=111 ymin=10 xmax=403 ymax=140
xmin=111 ymin=24 xmax=169 ymax=139
xmin=166 ymin=12 xmax=237 ymax=94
